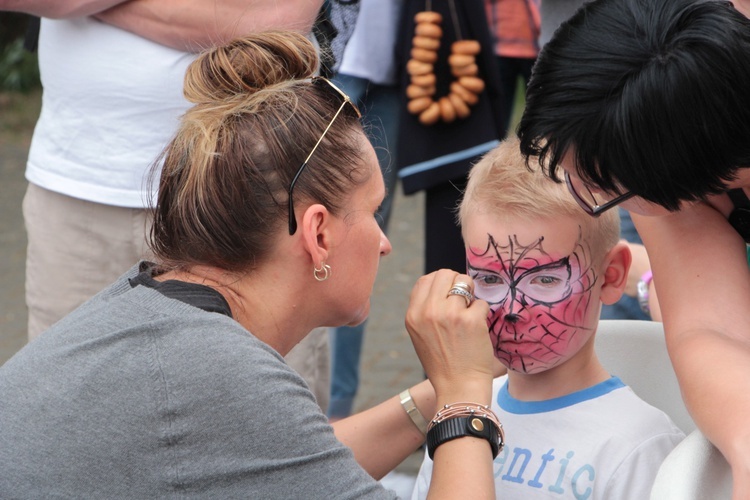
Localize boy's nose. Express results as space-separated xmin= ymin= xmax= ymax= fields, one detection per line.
xmin=503 ymin=292 xmax=529 ymax=323
xmin=504 ymin=313 xmax=520 ymax=324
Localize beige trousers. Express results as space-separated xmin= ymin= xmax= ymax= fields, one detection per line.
xmin=23 ymin=183 xmax=329 ymax=410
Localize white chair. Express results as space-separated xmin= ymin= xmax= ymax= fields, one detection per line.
xmin=650 ymin=429 xmax=732 ymax=499
xmin=595 ymin=320 xmax=732 ymax=498
xmin=594 ymin=319 xmax=694 ymax=434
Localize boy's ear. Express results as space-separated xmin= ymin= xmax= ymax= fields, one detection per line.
xmin=599 ymin=241 xmax=632 ymax=305
xmin=299 ymin=203 xmax=331 ymax=268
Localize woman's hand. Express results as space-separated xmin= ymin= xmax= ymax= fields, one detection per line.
xmin=405 ymin=269 xmax=494 ymax=405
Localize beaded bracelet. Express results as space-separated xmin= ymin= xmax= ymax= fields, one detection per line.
xmin=428 ymin=402 xmax=503 ymax=433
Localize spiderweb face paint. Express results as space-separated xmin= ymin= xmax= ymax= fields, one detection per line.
xmin=467 ymin=228 xmax=598 ymax=374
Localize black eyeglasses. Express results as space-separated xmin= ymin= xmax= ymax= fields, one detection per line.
xmin=288 ymin=77 xmax=361 ymax=235
xmin=564 ymin=170 xmax=635 ymax=217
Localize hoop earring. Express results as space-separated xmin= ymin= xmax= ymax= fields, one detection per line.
xmin=314 ymin=263 xmax=331 ymax=282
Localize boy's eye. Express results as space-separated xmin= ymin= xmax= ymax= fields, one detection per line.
xmin=531 ymin=275 xmax=562 ymax=287
xmin=477 ymin=274 xmax=504 ymax=286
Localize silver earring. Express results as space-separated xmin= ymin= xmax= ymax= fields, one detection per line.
xmin=314 ymin=263 xmax=331 ymax=282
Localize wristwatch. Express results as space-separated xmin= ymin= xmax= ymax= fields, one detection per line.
xmin=637 ymin=270 xmax=653 ymax=316
xmin=426 ymin=416 xmax=502 ymax=459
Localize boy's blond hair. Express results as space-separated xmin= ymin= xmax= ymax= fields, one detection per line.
xmin=459 ymin=137 xmax=620 ymax=263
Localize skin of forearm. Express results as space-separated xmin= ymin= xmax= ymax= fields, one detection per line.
xmin=331 ymin=380 xmax=435 ymax=480
xmin=95 ymin=0 xmax=324 ymax=52
xmin=429 ymin=437 xmax=495 ymax=500
xmin=666 ymin=328 xmax=750 ymax=485
xmin=634 ymin=207 xmax=750 ymax=490
xmin=0 ymin=0 xmax=125 ymax=18
xmin=648 ymin=279 xmax=662 ymax=321
xmin=332 ymin=374 xmax=493 ymax=481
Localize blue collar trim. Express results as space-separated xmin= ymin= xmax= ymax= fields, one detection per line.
xmin=497 ymin=376 xmax=625 ymax=414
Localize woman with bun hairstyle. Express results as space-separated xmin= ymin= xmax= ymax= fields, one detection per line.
xmin=0 ymin=31 xmax=499 ymax=498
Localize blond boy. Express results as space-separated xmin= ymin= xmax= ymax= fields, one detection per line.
xmin=411 ymin=138 xmax=684 ymax=499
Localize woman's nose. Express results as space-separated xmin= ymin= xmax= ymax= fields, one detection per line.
xmin=380 ymin=230 xmax=392 ymax=256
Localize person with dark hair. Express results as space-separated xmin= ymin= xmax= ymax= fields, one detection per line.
xmin=519 ymin=0 xmax=750 ymax=212
xmin=0 ymin=31 xmax=502 ymax=498
xmin=516 ymin=0 xmax=750 ymax=492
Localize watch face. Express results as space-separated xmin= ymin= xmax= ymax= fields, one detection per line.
xmin=729 ymin=208 xmax=750 ymax=244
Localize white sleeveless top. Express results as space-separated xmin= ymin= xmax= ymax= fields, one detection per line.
xmin=26 ymin=18 xmax=196 ymax=208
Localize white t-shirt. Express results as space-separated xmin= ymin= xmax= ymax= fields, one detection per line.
xmin=337 ymin=0 xmax=400 ymax=85
xmin=412 ymin=376 xmax=684 ymax=499
xmin=26 ymin=18 xmax=196 ymax=208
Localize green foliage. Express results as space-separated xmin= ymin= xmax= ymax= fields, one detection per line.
xmin=0 ymin=39 xmax=40 ymax=93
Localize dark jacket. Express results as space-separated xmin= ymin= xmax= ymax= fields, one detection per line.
xmin=396 ymin=0 xmax=506 ymax=194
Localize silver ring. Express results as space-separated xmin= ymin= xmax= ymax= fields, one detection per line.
xmin=451 ymin=281 xmax=473 ymax=294
xmin=447 ymin=287 xmax=475 ymax=307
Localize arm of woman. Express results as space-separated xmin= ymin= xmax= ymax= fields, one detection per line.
xmin=93 ymin=0 xmax=324 ymax=52
xmin=0 ymin=0 xmax=126 ymax=18
xmin=335 ymin=270 xmax=496 ymax=499
xmin=331 ymin=379 xmax=435 ymax=480
xmin=633 ymin=205 xmax=750 ymax=497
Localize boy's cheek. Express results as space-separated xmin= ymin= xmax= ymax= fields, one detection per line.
xmin=486 ymin=307 xmax=504 ymax=347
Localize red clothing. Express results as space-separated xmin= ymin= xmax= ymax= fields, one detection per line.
xmin=484 ymin=0 xmax=541 ymax=58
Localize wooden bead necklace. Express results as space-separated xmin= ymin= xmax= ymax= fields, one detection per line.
xmin=406 ymin=0 xmax=486 ymax=126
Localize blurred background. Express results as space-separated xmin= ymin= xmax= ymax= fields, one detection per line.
xmin=0 ymin=13 xmax=41 ymax=364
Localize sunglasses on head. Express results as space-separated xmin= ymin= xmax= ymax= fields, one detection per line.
xmin=287 ymin=77 xmax=362 ymax=235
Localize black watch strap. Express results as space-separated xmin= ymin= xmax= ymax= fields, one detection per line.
xmin=426 ymin=416 xmax=501 ymax=459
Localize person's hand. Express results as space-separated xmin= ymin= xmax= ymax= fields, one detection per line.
xmin=622 ymin=241 xmax=650 ymax=297
xmin=405 ymin=269 xmax=493 ymax=405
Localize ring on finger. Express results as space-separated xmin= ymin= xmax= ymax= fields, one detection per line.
xmin=451 ymin=281 xmax=473 ymax=294
xmin=447 ymin=287 xmax=474 ymax=307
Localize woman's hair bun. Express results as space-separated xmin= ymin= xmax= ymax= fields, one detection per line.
xmin=184 ymin=30 xmax=319 ymax=103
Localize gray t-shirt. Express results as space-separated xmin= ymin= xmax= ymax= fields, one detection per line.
xmin=0 ymin=265 xmax=396 ymax=499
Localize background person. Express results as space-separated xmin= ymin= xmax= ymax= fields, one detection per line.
xmin=516 ymin=0 xmax=750 ymax=493
xmin=396 ymin=0 xmax=505 ymax=276
xmin=0 ymin=0 xmax=333 ymax=409
xmin=0 ymin=32 xmax=501 ymax=498
xmin=483 ymin=0 xmax=540 ymax=133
